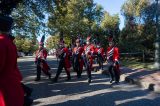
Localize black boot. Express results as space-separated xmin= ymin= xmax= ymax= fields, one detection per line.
xmin=24 ymin=96 xmax=33 ymax=106
xmin=115 ymin=81 xmax=119 ymax=84
xmin=77 ymin=70 xmax=81 ymax=78
xmin=48 ymin=74 xmax=51 ymax=80
xmin=34 ymin=78 xmax=40 ymax=81
xmin=88 ymin=78 xmax=91 ymax=83
xmin=109 ymin=79 xmax=114 ymax=83
xmin=52 ymin=76 xmax=58 ymax=83
xmin=52 ymin=68 xmax=62 ymax=83
xmin=66 ymin=75 xmax=71 ymax=81
xmin=36 ymin=64 xmax=41 ymax=81
xmin=77 ymin=75 xmax=81 ymax=78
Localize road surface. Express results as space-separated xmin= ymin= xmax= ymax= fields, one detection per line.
xmin=18 ymin=56 xmax=160 ymax=106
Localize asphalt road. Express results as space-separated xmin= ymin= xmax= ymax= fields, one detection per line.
xmin=18 ymin=56 xmax=160 ymax=106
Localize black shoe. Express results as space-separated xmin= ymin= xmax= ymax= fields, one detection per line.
xmin=48 ymin=74 xmax=51 ymax=80
xmin=66 ymin=77 xmax=71 ymax=81
xmin=115 ymin=81 xmax=119 ymax=84
xmin=109 ymin=79 xmax=114 ymax=83
xmin=111 ymin=82 xmax=119 ymax=86
xmin=26 ymin=88 xmax=33 ymax=97
xmin=88 ymin=78 xmax=91 ymax=83
xmin=77 ymin=75 xmax=81 ymax=78
xmin=34 ymin=78 xmax=40 ymax=81
xmin=52 ymin=78 xmax=58 ymax=83
xmin=24 ymin=96 xmax=33 ymax=106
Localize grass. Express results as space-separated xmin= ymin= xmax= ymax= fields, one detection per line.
xmin=121 ymin=59 xmax=155 ymax=70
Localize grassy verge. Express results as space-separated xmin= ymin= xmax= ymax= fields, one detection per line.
xmin=121 ymin=59 xmax=154 ymax=70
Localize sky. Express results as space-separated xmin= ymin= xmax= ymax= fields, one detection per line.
xmin=94 ymin=0 xmax=126 ymax=30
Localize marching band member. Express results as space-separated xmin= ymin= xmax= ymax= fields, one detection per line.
xmin=35 ymin=36 xmax=51 ymax=81
xmin=95 ymin=42 xmax=105 ymax=71
xmin=53 ymin=40 xmax=71 ymax=82
xmin=73 ymin=38 xmax=84 ymax=78
xmin=83 ymin=36 xmax=95 ymax=83
xmin=106 ymin=36 xmax=120 ymax=84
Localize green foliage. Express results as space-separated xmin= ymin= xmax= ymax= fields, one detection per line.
xmin=45 ymin=35 xmax=60 ymax=50
xmin=11 ymin=3 xmax=45 ymax=39
xmin=3 ymin=0 xmax=159 ymax=56
xmin=64 ymin=36 xmax=71 ymax=47
xmin=47 ymin=0 xmax=68 ymax=37
xmin=47 ymin=0 xmax=104 ymax=39
xmin=14 ymin=35 xmax=38 ymax=54
xmin=45 ymin=34 xmax=71 ymax=50
xmin=101 ymin=12 xmax=120 ymax=36
xmin=120 ymin=0 xmax=160 ymax=53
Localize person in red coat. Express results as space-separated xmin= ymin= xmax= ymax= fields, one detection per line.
xmin=83 ymin=36 xmax=95 ymax=83
xmin=35 ymin=41 xmax=51 ymax=81
xmin=0 ymin=16 xmax=24 ymax=106
xmin=106 ymin=36 xmax=120 ymax=84
xmin=53 ymin=40 xmax=71 ymax=82
xmin=73 ymin=38 xmax=84 ymax=78
xmin=95 ymin=42 xmax=105 ymax=71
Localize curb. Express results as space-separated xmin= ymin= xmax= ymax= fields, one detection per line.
xmin=120 ymin=70 xmax=160 ymax=93
xmin=121 ymin=75 xmax=160 ymax=93
xmin=93 ymin=64 xmax=160 ymax=93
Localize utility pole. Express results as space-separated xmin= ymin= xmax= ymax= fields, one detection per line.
xmin=154 ymin=0 xmax=160 ymax=69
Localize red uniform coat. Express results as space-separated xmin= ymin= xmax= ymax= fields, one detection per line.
xmin=73 ymin=46 xmax=84 ymax=70
xmin=95 ymin=47 xmax=105 ymax=59
xmin=61 ymin=47 xmax=71 ymax=68
xmin=106 ymin=46 xmax=119 ymax=62
xmin=84 ymin=44 xmax=95 ymax=66
xmin=73 ymin=46 xmax=84 ymax=59
xmin=0 ymin=34 xmax=24 ymax=106
xmin=106 ymin=46 xmax=120 ymax=73
xmin=35 ymin=48 xmax=47 ymax=61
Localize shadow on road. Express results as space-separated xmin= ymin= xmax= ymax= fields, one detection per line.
xmin=19 ymin=57 xmax=160 ymax=106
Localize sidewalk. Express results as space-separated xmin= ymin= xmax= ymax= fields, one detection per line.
xmin=93 ymin=63 xmax=160 ymax=93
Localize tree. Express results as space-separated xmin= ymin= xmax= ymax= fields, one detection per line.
xmin=120 ymin=0 xmax=153 ymax=53
xmin=47 ymin=0 xmax=104 ymax=40
xmin=65 ymin=0 xmax=89 ymax=36
xmin=2 ymin=0 xmax=122 ymax=51
xmin=47 ymin=0 xmax=68 ymax=38
xmin=45 ymin=35 xmax=60 ymax=50
xmin=11 ymin=1 xmax=48 ymax=39
xmin=1 ymin=0 xmax=52 ymax=45
xmin=0 ymin=0 xmax=53 ymax=16
xmin=100 ymin=12 xmax=120 ymax=46
xmin=14 ymin=35 xmax=38 ymax=54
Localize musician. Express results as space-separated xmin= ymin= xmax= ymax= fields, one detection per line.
xmin=106 ymin=36 xmax=120 ymax=84
xmin=52 ymin=40 xmax=71 ymax=82
xmin=95 ymin=42 xmax=105 ymax=71
xmin=73 ymin=38 xmax=84 ymax=78
xmin=35 ymin=36 xmax=51 ymax=81
xmin=83 ymin=36 xmax=95 ymax=83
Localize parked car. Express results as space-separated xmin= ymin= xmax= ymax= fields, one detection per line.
xmin=17 ymin=52 xmax=25 ymax=57
xmin=27 ymin=53 xmax=33 ymax=56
